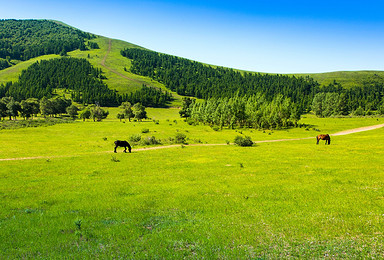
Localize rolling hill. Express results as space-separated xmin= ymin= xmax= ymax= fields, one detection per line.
xmin=0 ymin=19 xmax=383 ymax=110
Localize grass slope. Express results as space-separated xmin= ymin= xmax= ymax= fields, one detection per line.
xmin=1 ymin=111 xmax=384 ymax=258
xmin=0 ymin=54 xmax=60 ymax=84
xmin=0 ymin=34 xmax=183 ymax=106
xmin=294 ymin=70 xmax=384 ymax=88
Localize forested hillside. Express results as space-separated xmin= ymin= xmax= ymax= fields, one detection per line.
xmin=311 ymin=80 xmax=384 ymax=116
xmin=122 ymin=48 xmax=384 ymax=116
xmin=1 ymin=19 xmax=383 ymax=116
xmin=121 ymin=48 xmax=319 ymax=112
xmin=0 ymin=19 xmax=94 ymax=61
xmin=0 ymin=57 xmax=172 ymax=107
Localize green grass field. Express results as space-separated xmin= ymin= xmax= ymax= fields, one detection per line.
xmin=1 ymin=110 xmax=384 ymax=258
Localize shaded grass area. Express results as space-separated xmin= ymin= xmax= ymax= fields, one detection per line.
xmin=1 ymin=128 xmax=384 ymax=258
xmin=0 ymin=118 xmax=74 ymax=130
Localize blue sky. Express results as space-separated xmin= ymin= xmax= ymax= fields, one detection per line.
xmin=1 ymin=0 xmax=384 ymax=73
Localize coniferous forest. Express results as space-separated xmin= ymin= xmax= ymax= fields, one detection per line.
xmin=0 ymin=19 xmax=94 ymax=60
xmin=0 ymin=57 xmax=172 ymax=107
xmin=121 ymin=48 xmax=384 ymax=116
xmin=0 ymin=19 xmax=383 ymax=119
xmin=121 ymin=48 xmax=319 ymax=112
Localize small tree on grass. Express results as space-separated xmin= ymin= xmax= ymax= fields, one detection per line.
xmin=66 ymin=104 xmax=79 ymax=119
xmin=90 ymin=104 xmax=109 ymax=122
xmin=119 ymin=102 xmax=134 ymax=121
xmin=40 ymin=97 xmax=53 ymax=118
xmin=0 ymin=99 xmax=7 ymax=120
xmin=133 ymin=103 xmax=147 ymax=121
xmin=20 ymin=100 xmax=34 ymax=120
xmin=5 ymin=97 xmax=20 ymax=120
xmin=79 ymin=107 xmax=91 ymax=121
xmin=179 ymin=97 xmax=194 ymax=118
xmin=117 ymin=112 xmax=125 ymax=122
xmin=234 ymin=135 xmax=253 ymax=147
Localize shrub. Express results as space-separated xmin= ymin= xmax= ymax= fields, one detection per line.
xmin=129 ymin=134 xmax=142 ymax=143
xmin=186 ymin=118 xmax=195 ymax=125
xmin=141 ymin=128 xmax=149 ymax=133
xmin=175 ymin=133 xmax=187 ymax=144
xmin=212 ymin=126 xmax=220 ymax=131
xmin=141 ymin=136 xmax=161 ymax=145
xmin=234 ymin=136 xmax=253 ymax=147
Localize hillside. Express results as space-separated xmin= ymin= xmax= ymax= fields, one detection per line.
xmin=0 ymin=27 xmax=184 ymax=106
xmin=0 ymin=19 xmax=94 ymax=61
xmin=295 ymin=70 xmax=384 ymax=88
xmin=0 ymin=19 xmax=383 ymax=111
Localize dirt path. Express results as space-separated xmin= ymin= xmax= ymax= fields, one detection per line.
xmin=332 ymin=123 xmax=384 ymax=136
xmin=100 ymin=39 xmax=148 ymax=85
xmin=1 ymin=123 xmax=383 ymax=162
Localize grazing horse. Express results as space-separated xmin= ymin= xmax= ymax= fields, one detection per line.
xmin=114 ymin=140 xmax=132 ymax=153
xmin=316 ymin=134 xmax=331 ymax=145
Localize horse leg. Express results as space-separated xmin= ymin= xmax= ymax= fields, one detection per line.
xmin=124 ymin=146 xmax=127 ymax=153
xmin=316 ymin=137 xmax=319 ymax=144
xmin=114 ymin=146 xmax=117 ymax=153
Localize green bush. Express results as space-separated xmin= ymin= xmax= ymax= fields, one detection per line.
xmin=186 ymin=118 xmax=195 ymax=125
xmin=141 ymin=128 xmax=149 ymax=133
xmin=129 ymin=134 xmax=142 ymax=143
xmin=234 ymin=136 xmax=253 ymax=147
xmin=175 ymin=133 xmax=187 ymax=144
xmin=141 ymin=136 xmax=161 ymax=145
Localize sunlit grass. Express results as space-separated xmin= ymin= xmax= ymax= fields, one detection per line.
xmin=1 ymin=122 xmax=384 ymax=257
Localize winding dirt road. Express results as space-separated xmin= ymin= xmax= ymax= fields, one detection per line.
xmin=1 ymin=123 xmax=383 ymax=162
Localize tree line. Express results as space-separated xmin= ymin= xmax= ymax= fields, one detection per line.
xmin=0 ymin=57 xmax=173 ymax=107
xmin=0 ymin=96 xmax=72 ymax=120
xmin=312 ymin=80 xmax=384 ymax=117
xmin=121 ymin=48 xmax=319 ymax=112
xmin=0 ymin=19 xmax=95 ymax=61
xmin=181 ymin=94 xmax=301 ymax=129
xmin=122 ymin=48 xmax=384 ymax=117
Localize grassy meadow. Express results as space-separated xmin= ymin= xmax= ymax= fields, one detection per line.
xmin=1 ymin=109 xmax=384 ymax=258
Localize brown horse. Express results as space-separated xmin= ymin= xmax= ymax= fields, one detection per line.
xmin=316 ymin=134 xmax=331 ymax=145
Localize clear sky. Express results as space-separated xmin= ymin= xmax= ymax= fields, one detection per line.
xmin=1 ymin=0 xmax=384 ymax=73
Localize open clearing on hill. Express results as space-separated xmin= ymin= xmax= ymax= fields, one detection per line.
xmin=1 ymin=123 xmax=383 ymax=162
xmin=100 ymin=39 xmax=145 ymax=85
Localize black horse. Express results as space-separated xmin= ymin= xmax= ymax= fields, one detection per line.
xmin=114 ymin=140 xmax=132 ymax=153
xmin=316 ymin=134 xmax=331 ymax=145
